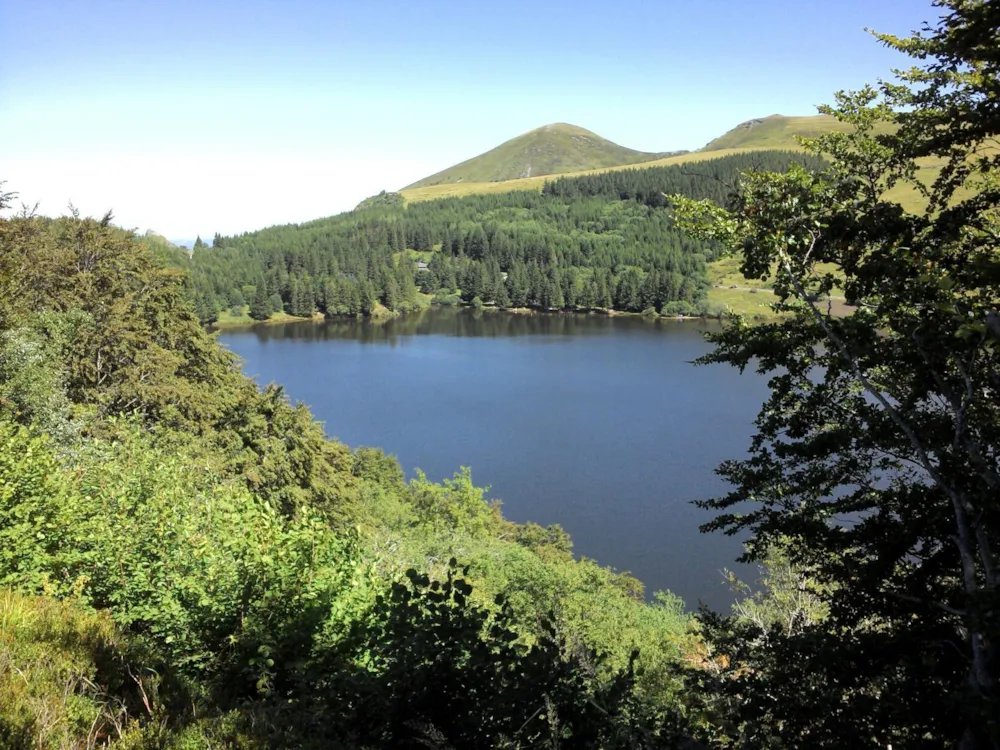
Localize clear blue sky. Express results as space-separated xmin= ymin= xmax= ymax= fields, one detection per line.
xmin=1 ymin=0 xmax=937 ymax=239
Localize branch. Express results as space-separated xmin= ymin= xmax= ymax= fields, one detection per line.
xmin=886 ymin=589 xmax=966 ymax=618
xmin=776 ymin=236 xmax=951 ymax=503
xmin=776 ymin=237 xmax=987 ymax=622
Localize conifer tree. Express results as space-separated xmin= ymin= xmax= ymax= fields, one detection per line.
xmin=249 ymin=285 xmax=271 ymax=320
xmin=466 ymin=226 xmax=488 ymax=261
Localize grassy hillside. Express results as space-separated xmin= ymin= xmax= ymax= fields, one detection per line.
xmin=401 ymin=115 xmax=892 ymax=204
xmin=400 ymin=117 xmax=945 ymax=219
xmin=400 ymin=147 xmax=765 ymax=203
xmin=405 ymin=123 xmax=677 ymax=189
xmin=700 ymin=114 xmax=861 ymax=151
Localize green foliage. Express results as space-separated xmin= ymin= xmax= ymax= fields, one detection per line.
xmin=0 ymin=313 xmax=80 ymax=443
xmin=354 ymin=190 xmax=404 ymax=210
xmin=723 ymin=546 xmax=828 ymax=637
xmin=0 ymin=196 xmax=699 ymax=747
xmin=0 ymin=591 xmax=146 ymax=750
xmin=408 ymin=467 xmax=500 ymax=536
xmin=0 ymin=423 xmax=83 ymax=594
xmin=314 ymin=562 xmax=691 ymax=748
xmin=406 ymin=122 xmax=679 ymax=188
xmin=674 ymin=2 xmax=1000 ymax=745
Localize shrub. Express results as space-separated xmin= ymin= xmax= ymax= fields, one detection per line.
xmin=0 ymin=590 xmax=144 ymax=748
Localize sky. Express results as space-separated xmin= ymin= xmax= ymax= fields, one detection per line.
xmin=2 ymin=0 xmax=939 ymax=240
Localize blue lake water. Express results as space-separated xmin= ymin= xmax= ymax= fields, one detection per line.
xmin=218 ymin=308 xmax=769 ymax=610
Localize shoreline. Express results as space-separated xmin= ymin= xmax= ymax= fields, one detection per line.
xmin=208 ymin=304 xmax=755 ymax=332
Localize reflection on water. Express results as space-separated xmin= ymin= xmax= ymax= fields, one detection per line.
xmin=224 ymin=308 xmax=719 ymax=345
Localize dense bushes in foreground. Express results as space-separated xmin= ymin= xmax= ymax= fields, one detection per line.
xmin=0 ymin=203 xmax=697 ymax=747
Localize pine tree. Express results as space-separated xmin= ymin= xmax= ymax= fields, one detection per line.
xmin=578 ymin=277 xmax=596 ymax=310
xmin=427 ymin=252 xmax=447 ymax=291
xmin=549 ymin=270 xmax=565 ymax=310
xmin=507 ymin=263 xmax=529 ymax=308
xmin=344 ymin=280 xmax=362 ymax=316
xmin=528 ymin=264 xmax=545 ymax=308
xmin=614 ymin=269 xmax=643 ymax=312
xmin=249 ymin=285 xmax=271 ymax=321
xmin=598 ymin=272 xmax=613 ymax=309
xmin=562 ymin=270 xmax=576 ymax=309
xmin=460 ymin=264 xmax=484 ymax=303
xmin=466 ymin=226 xmax=488 ymax=261
xmin=495 ymin=277 xmax=510 ymax=308
xmin=288 ymin=278 xmax=301 ymax=316
xmin=396 ymin=259 xmax=418 ymax=308
xmin=415 ymin=225 xmax=432 ymax=252
xmin=440 ymin=230 xmax=453 ymax=256
xmin=384 ymin=279 xmax=400 ymax=311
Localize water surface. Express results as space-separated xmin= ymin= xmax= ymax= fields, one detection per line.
xmin=218 ymin=309 xmax=769 ymax=610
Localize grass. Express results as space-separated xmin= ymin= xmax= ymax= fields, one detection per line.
xmin=213 ymin=306 xmax=313 ymax=328
xmin=706 ymin=253 xmax=851 ymax=319
xmin=700 ymin=114 xmax=871 ymax=151
xmin=400 ymin=147 xmax=773 ymax=203
xmin=399 ymin=115 xmax=964 ymax=216
xmin=0 ymin=591 xmax=137 ymax=748
xmin=404 ymin=122 xmax=675 ymax=190
xmin=706 ymin=286 xmax=781 ymax=318
xmin=708 ymin=255 xmax=775 ymax=290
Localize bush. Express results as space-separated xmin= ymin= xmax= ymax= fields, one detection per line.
xmin=661 ymin=301 xmax=697 ymax=317
xmin=0 ymin=591 xmax=145 ymax=748
xmin=305 ymin=562 xmax=690 ymax=748
xmin=431 ymin=290 xmax=460 ymax=306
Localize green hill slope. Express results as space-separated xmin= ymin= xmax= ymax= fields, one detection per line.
xmin=405 ymin=123 xmax=679 ymax=189
xmin=398 ymin=115 xmax=902 ymax=205
xmin=701 ymin=114 xmax=861 ymax=151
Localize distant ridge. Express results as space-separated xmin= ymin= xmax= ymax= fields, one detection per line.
xmin=399 ymin=114 xmax=910 ymax=206
xmin=701 ymin=114 xmax=858 ymax=151
xmin=405 ymin=123 xmax=682 ymax=189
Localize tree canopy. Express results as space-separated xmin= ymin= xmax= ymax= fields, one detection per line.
xmin=673 ymin=1 xmax=1000 ymax=746
xmin=180 ymin=151 xmax=823 ymax=323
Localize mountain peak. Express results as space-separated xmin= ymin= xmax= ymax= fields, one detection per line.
xmin=404 ymin=124 xmax=672 ymax=189
xmin=533 ymin=122 xmax=594 ymax=135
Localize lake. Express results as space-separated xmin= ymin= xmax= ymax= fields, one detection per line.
xmin=217 ymin=308 xmax=769 ymax=611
